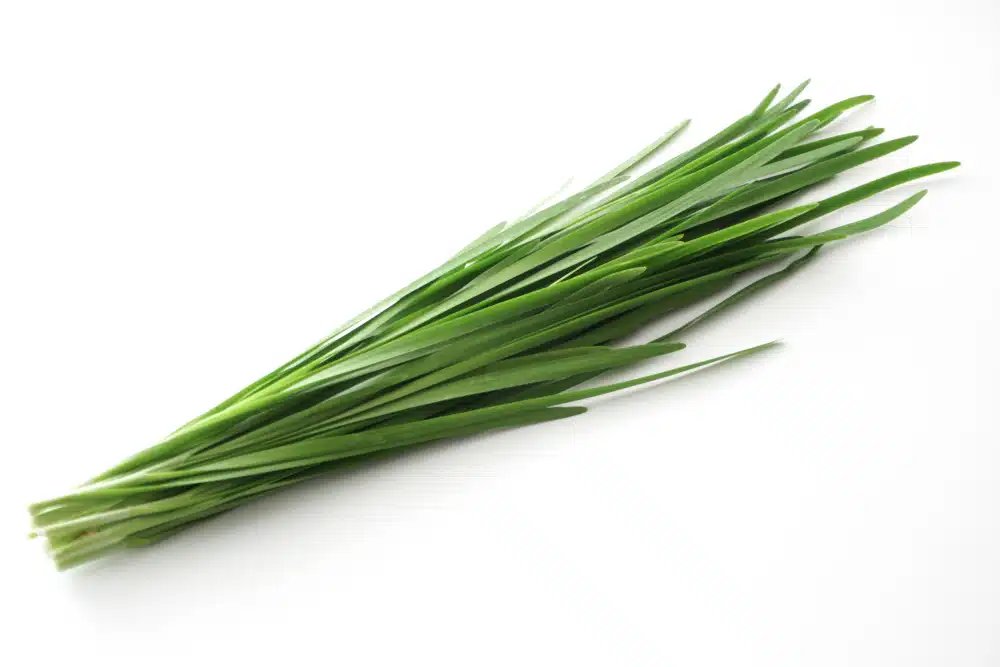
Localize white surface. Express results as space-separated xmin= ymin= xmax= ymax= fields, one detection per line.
xmin=2 ymin=1 xmax=998 ymax=665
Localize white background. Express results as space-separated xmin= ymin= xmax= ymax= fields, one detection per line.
xmin=2 ymin=1 xmax=997 ymax=665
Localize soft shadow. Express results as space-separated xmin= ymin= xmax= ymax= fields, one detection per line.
xmin=62 ymin=341 xmax=780 ymax=619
